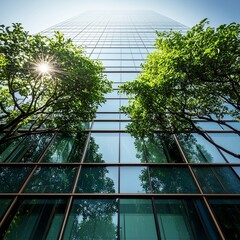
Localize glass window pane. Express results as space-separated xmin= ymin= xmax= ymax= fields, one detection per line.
xmin=0 ymin=137 xmax=24 ymax=162
xmin=92 ymin=121 xmax=120 ymax=130
xmin=233 ymin=166 xmax=240 ymax=177
xmin=193 ymin=166 xmax=240 ymax=193
xmin=95 ymin=113 xmax=121 ymax=120
xmin=178 ymin=133 xmax=226 ymax=163
xmin=97 ymin=99 xmax=120 ymax=112
xmin=209 ymin=133 xmax=240 ymax=163
xmin=120 ymin=199 xmax=158 ymax=240
xmin=150 ymin=167 xmax=199 ymax=193
xmin=76 ymin=166 xmax=118 ymax=193
xmin=0 ymin=166 xmax=32 ymax=193
xmin=121 ymin=134 xmax=184 ymax=163
xmin=41 ymin=133 xmax=86 ymax=163
xmin=209 ymin=199 xmax=240 ymax=239
xmin=67 ymin=133 xmax=88 ymax=162
xmin=17 ymin=134 xmax=53 ymax=162
xmin=23 ymin=166 xmax=77 ymax=193
xmin=63 ymin=199 xmax=118 ymax=240
xmin=120 ymin=166 xmax=150 ymax=193
xmin=3 ymin=199 xmax=67 ymax=240
xmin=0 ymin=198 xmax=12 ymax=221
xmin=84 ymin=133 xmax=119 ymax=163
xmin=155 ymin=199 xmax=220 ymax=240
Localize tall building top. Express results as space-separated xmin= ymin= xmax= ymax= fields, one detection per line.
xmin=40 ymin=10 xmax=188 ymax=40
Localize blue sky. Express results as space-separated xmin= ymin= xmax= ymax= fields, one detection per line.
xmin=1 ymin=0 xmax=240 ymax=33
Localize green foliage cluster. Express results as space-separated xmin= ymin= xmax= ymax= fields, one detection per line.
xmin=0 ymin=23 xmax=112 ymax=142
xmin=120 ymin=19 xmax=240 ymax=137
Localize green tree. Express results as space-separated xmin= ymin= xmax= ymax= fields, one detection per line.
xmin=0 ymin=23 xmax=112 ymax=143
xmin=120 ymin=19 xmax=240 ymax=158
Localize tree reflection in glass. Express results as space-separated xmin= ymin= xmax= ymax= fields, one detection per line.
xmin=24 ymin=166 xmax=77 ymax=193
xmin=155 ymin=199 xmax=220 ymax=239
xmin=177 ymin=133 xmax=226 ymax=163
xmin=2 ymin=199 xmax=67 ymax=240
xmin=41 ymin=132 xmax=87 ymax=163
xmin=140 ymin=167 xmax=199 ymax=194
xmin=63 ymin=199 xmax=118 ymax=240
xmin=0 ymin=166 xmax=32 ymax=192
xmin=84 ymin=134 xmax=119 ymax=163
xmin=131 ymin=133 xmax=184 ymax=163
xmin=76 ymin=167 xmax=118 ymax=193
xmin=77 ymin=137 xmax=118 ymax=193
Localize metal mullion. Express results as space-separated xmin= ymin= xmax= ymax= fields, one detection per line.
xmin=2 ymin=135 xmax=28 ymax=163
xmin=204 ymin=132 xmax=230 ymax=163
xmin=59 ymin=127 xmax=92 ymax=240
xmin=173 ymin=134 xmax=226 ymax=239
xmin=151 ymin=197 xmax=161 ymax=240
xmin=2 ymin=193 xmax=240 ymax=198
xmin=0 ymin=196 xmax=18 ymax=230
xmin=58 ymin=196 xmax=73 ymax=240
xmin=13 ymin=131 xmax=59 ymax=196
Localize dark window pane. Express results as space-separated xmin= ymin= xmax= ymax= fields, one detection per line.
xmin=41 ymin=133 xmax=86 ymax=163
xmin=193 ymin=166 xmax=240 ymax=193
xmin=209 ymin=199 xmax=240 ymax=239
xmin=155 ymin=199 xmax=220 ymax=239
xmin=66 ymin=133 xmax=88 ymax=162
xmin=3 ymin=199 xmax=67 ymax=240
xmin=0 ymin=166 xmax=32 ymax=192
xmin=150 ymin=167 xmax=199 ymax=193
xmin=63 ymin=199 xmax=118 ymax=240
xmin=178 ymin=133 xmax=226 ymax=163
xmin=120 ymin=199 xmax=158 ymax=240
xmin=76 ymin=166 xmax=118 ymax=193
xmin=0 ymin=198 xmax=12 ymax=221
xmin=0 ymin=137 xmax=24 ymax=162
xmin=84 ymin=133 xmax=119 ymax=163
xmin=2 ymin=134 xmax=53 ymax=163
xmin=120 ymin=166 xmax=150 ymax=193
xmin=23 ymin=166 xmax=77 ymax=193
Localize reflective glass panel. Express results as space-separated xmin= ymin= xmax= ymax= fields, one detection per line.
xmin=121 ymin=134 xmax=184 ymax=163
xmin=97 ymin=99 xmax=120 ymax=112
xmin=209 ymin=133 xmax=240 ymax=163
xmin=3 ymin=199 xmax=67 ymax=240
xmin=84 ymin=133 xmax=119 ymax=163
xmin=0 ymin=137 xmax=24 ymax=162
xmin=155 ymin=199 xmax=220 ymax=240
xmin=63 ymin=199 xmax=118 ymax=240
xmin=92 ymin=121 xmax=120 ymax=130
xmin=209 ymin=199 xmax=240 ymax=239
xmin=193 ymin=166 xmax=240 ymax=193
xmin=150 ymin=167 xmax=199 ymax=193
xmin=23 ymin=166 xmax=77 ymax=193
xmin=76 ymin=166 xmax=118 ymax=193
xmin=0 ymin=166 xmax=32 ymax=192
xmin=120 ymin=199 xmax=158 ymax=240
xmin=178 ymin=133 xmax=226 ymax=163
xmin=120 ymin=166 xmax=150 ymax=193
xmin=41 ymin=133 xmax=86 ymax=163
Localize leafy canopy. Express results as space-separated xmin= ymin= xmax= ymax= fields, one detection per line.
xmin=120 ymin=19 xmax=240 ymax=134
xmin=120 ymin=19 xmax=240 ymax=158
xmin=0 ymin=23 xmax=112 ymax=142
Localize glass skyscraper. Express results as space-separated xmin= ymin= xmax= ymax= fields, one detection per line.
xmin=0 ymin=10 xmax=240 ymax=239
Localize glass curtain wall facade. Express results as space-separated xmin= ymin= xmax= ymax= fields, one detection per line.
xmin=0 ymin=10 xmax=240 ymax=240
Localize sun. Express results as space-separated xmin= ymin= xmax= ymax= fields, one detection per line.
xmin=33 ymin=55 xmax=64 ymax=78
xmin=37 ymin=62 xmax=51 ymax=74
